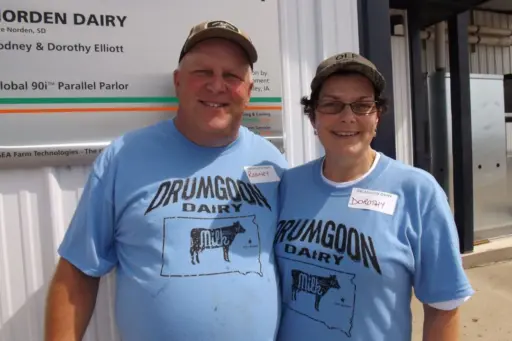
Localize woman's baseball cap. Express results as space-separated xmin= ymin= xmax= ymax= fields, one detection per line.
xmin=310 ymin=52 xmax=386 ymax=95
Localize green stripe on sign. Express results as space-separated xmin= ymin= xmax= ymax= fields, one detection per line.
xmin=0 ymin=97 xmax=282 ymax=105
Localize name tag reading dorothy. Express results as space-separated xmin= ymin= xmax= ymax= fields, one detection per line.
xmin=244 ymin=165 xmax=280 ymax=184
xmin=348 ymin=188 xmax=398 ymax=215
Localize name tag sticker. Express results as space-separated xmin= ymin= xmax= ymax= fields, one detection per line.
xmin=348 ymin=188 xmax=398 ymax=215
xmin=244 ymin=165 xmax=280 ymax=184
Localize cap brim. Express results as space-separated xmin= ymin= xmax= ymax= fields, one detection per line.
xmin=311 ymin=62 xmax=385 ymax=94
xmin=182 ymin=28 xmax=258 ymax=65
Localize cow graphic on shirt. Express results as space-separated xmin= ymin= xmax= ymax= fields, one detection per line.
xmin=190 ymin=221 xmax=246 ymax=265
xmin=291 ymin=269 xmax=341 ymax=311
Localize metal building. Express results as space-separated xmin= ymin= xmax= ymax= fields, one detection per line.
xmin=361 ymin=0 xmax=512 ymax=254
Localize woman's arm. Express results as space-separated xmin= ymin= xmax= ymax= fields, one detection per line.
xmin=411 ymin=180 xmax=474 ymax=340
xmin=422 ymin=303 xmax=460 ymax=341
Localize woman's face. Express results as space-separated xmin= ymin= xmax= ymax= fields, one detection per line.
xmin=312 ymin=73 xmax=380 ymax=160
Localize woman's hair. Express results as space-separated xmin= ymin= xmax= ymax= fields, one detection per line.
xmin=301 ymin=71 xmax=390 ymax=122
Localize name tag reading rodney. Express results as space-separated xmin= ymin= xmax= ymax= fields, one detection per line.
xmin=348 ymin=188 xmax=398 ymax=215
xmin=244 ymin=165 xmax=280 ymax=184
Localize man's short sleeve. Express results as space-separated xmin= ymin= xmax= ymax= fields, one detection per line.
xmin=57 ymin=149 xmax=117 ymax=277
xmin=413 ymin=185 xmax=474 ymax=305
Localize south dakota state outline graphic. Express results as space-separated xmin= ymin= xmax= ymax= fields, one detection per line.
xmin=160 ymin=215 xmax=263 ymax=278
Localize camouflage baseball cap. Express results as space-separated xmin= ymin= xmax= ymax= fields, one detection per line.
xmin=310 ymin=52 xmax=385 ymax=95
xmin=179 ymin=20 xmax=258 ymax=65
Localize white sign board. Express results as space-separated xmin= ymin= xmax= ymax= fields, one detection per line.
xmin=0 ymin=0 xmax=283 ymax=168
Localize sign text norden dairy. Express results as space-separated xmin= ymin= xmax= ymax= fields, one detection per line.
xmin=0 ymin=9 xmax=127 ymax=27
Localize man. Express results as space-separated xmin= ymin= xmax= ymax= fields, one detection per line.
xmin=44 ymin=20 xmax=288 ymax=341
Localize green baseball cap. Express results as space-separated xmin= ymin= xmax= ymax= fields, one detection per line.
xmin=310 ymin=52 xmax=386 ymax=94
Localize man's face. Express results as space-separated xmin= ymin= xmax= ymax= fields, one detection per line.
xmin=173 ymin=38 xmax=253 ymax=145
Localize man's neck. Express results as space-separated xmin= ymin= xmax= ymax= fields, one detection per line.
xmin=323 ymin=149 xmax=377 ymax=183
xmin=174 ymin=116 xmax=239 ymax=148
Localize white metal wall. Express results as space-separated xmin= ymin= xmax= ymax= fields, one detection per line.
xmin=423 ymin=10 xmax=512 ymax=75
xmin=470 ymin=10 xmax=512 ymax=75
xmin=389 ymin=9 xmax=414 ymax=165
xmin=0 ymin=166 xmax=120 ymax=341
xmin=0 ymin=1 xmax=360 ymax=340
xmin=391 ymin=34 xmax=414 ymax=165
xmin=507 ymin=123 xmax=512 ymax=154
xmin=281 ymin=0 xmax=360 ymax=166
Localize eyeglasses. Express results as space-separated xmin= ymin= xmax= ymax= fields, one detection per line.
xmin=316 ymin=99 xmax=379 ymax=116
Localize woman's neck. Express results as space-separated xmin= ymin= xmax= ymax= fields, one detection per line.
xmin=323 ymin=149 xmax=377 ymax=183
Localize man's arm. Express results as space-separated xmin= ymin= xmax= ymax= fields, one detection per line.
xmin=422 ymin=304 xmax=460 ymax=341
xmin=44 ymin=258 xmax=100 ymax=341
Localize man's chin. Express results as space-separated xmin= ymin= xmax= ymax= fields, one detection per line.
xmin=201 ymin=119 xmax=237 ymax=135
xmin=203 ymin=113 xmax=239 ymax=128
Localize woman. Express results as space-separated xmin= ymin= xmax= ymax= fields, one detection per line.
xmin=274 ymin=52 xmax=474 ymax=341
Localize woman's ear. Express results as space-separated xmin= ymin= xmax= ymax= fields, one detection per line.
xmin=309 ymin=116 xmax=319 ymax=135
xmin=309 ymin=113 xmax=316 ymax=126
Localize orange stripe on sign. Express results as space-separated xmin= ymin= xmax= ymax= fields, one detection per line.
xmin=0 ymin=105 xmax=282 ymax=114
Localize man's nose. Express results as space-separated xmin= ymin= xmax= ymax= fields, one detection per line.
xmin=206 ymin=74 xmax=226 ymax=93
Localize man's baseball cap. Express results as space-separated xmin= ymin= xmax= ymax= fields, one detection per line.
xmin=178 ymin=20 xmax=258 ymax=65
xmin=310 ymin=52 xmax=386 ymax=95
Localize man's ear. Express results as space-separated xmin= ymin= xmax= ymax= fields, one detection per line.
xmin=247 ymin=82 xmax=253 ymax=100
xmin=173 ymin=69 xmax=180 ymax=91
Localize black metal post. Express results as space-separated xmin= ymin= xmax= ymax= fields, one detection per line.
xmin=358 ymin=0 xmax=396 ymax=159
xmin=448 ymin=11 xmax=474 ymax=253
xmin=407 ymin=2 xmax=431 ymax=172
xmin=429 ymin=21 xmax=450 ymax=195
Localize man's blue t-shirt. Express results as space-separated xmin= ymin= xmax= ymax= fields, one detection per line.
xmin=58 ymin=118 xmax=288 ymax=341
xmin=274 ymin=153 xmax=474 ymax=341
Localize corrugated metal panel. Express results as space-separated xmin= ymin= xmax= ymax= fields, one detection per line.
xmin=470 ymin=10 xmax=512 ymax=75
xmin=0 ymin=1 xmax=360 ymax=340
xmin=392 ymin=34 xmax=414 ymax=165
xmin=0 ymin=166 xmax=120 ymax=341
xmin=422 ymin=38 xmax=439 ymax=74
xmin=422 ymin=10 xmax=512 ymax=75
xmin=506 ymin=123 xmax=512 ymax=154
xmin=389 ymin=9 xmax=414 ymax=165
xmin=281 ymin=0 xmax=360 ymax=166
